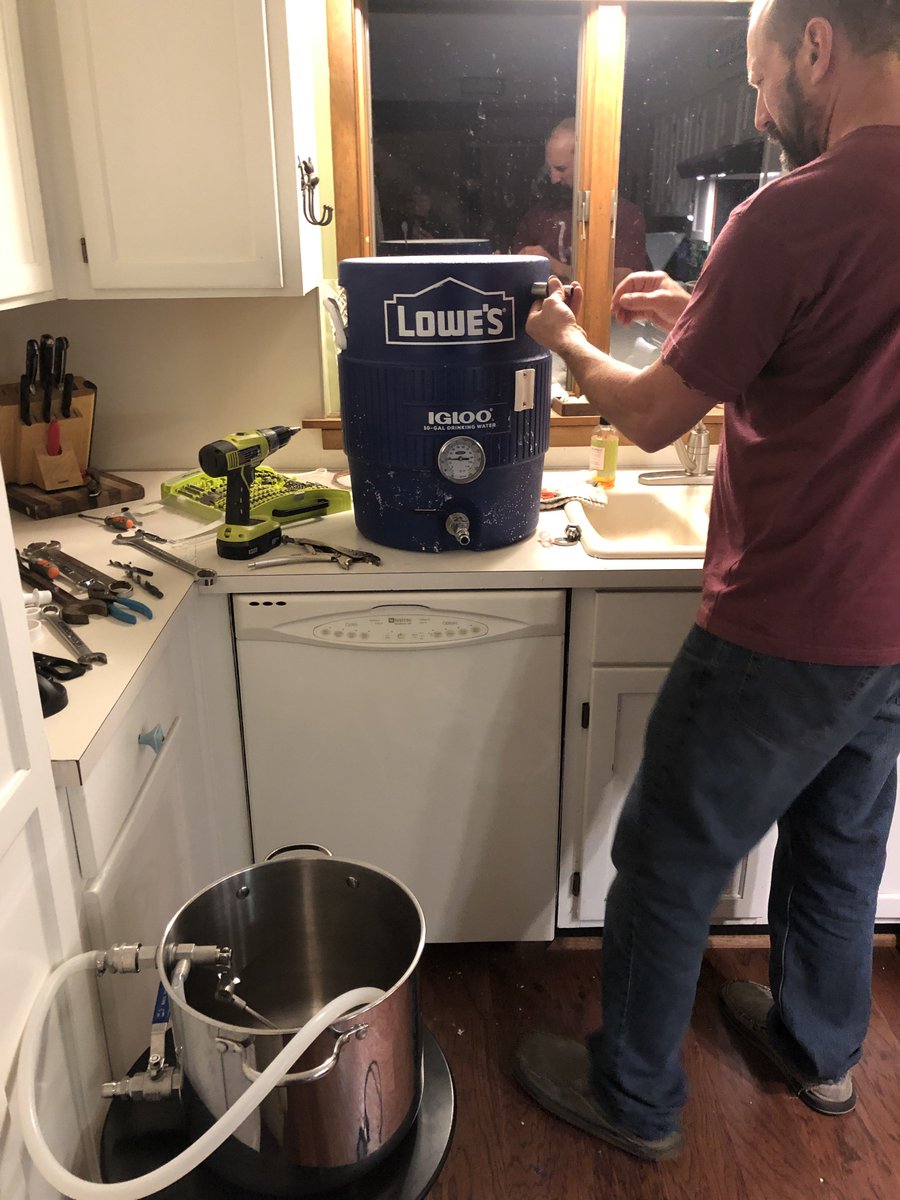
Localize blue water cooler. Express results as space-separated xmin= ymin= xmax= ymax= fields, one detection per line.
xmin=337 ymin=255 xmax=552 ymax=552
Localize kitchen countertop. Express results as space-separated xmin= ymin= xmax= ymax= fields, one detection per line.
xmin=13 ymin=469 xmax=705 ymax=764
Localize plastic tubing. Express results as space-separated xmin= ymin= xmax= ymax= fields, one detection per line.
xmin=18 ymin=950 xmax=383 ymax=1200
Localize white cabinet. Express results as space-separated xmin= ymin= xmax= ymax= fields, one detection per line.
xmin=877 ymin=789 xmax=900 ymax=921
xmin=55 ymin=592 xmax=249 ymax=1080
xmin=0 ymin=0 xmax=54 ymax=309
xmin=82 ymin=712 xmax=204 ymax=1079
xmin=557 ymin=589 xmax=777 ymax=930
xmin=18 ymin=0 xmax=327 ymax=299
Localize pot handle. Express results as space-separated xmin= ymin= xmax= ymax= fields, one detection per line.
xmin=221 ymin=1022 xmax=368 ymax=1086
xmin=264 ymin=843 xmax=333 ymax=861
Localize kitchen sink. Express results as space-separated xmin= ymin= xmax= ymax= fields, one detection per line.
xmin=564 ymin=485 xmax=711 ymax=559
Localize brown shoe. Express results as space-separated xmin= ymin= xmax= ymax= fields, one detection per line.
xmin=720 ymin=981 xmax=856 ymax=1115
xmin=512 ymin=1031 xmax=683 ymax=1162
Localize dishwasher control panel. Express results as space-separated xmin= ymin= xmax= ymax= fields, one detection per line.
xmin=312 ymin=611 xmax=489 ymax=644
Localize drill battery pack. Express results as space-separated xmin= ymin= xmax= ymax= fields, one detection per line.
xmin=160 ymin=466 xmax=351 ymax=526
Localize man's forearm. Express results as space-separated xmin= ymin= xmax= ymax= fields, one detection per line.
xmin=555 ymin=330 xmax=671 ymax=451
xmin=526 ymin=280 xmax=717 ymax=448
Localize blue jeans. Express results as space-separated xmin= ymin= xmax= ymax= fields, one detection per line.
xmin=587 ymin=625 xmax=900 ymax=1139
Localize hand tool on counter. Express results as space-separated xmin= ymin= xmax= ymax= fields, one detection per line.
xmin=246 ymin=534 xmax=382 ymax=571
xmin=18 ymin=551 xmax=59 ymax=580
xmin=37 ymin=604 xmax=107 ymax=666
xmin=108 ymin=560 xmax=164 ymax=599
xmin=85 ymin=582 xmax=153 ymax=624
xmin=282 ymin=533 xmax=382 ymax=566
xmin=38 ymin=334 xmax=55 ymax=422
xmin=33 ymin=651 xmax=89 ymax=682
xmin=24 ymin=541 xmax=133 ymax=596
xmin=78 ymin=512 xmax=141 ymax=531
xmin=112 ymin=531 xmax=217 ymax=585
xmin=18 ymin=553 xmax=107 ymax=624
xmin=196 ymin=425 xmax=302 ymax=560
xmin=246 ymin=549 xmax=339 ymax=570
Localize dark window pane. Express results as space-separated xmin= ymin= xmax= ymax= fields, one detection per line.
xmin=368 ymin=2 xmax=580 ymax=258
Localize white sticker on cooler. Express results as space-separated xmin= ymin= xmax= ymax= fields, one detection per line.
xmin=514 ymin=368 xmax=536 ymax=412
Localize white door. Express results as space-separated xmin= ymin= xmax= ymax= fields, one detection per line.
xmin=0 ymin=469 xmax=89 ymax=1198
xmin=572 ymin=666 xmax=775 ymax=925
xmin=877 ymin=794 xmax=900 ymax=920
xmin=0 ymin=0 xmax=53 ymax=306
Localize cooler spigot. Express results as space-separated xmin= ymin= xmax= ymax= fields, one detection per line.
xmin=445 ymin=512 xmax=471 ymax=547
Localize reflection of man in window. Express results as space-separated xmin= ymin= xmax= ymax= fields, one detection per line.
xmin=513 ymin=117 xmax=648 ymax=284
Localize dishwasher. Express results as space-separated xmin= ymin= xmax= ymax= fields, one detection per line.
xmin=233 ymin=590 xmax=566 ymax=942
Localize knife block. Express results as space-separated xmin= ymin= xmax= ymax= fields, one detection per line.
xmin=0 ymin=378 xmax=95 ymax=490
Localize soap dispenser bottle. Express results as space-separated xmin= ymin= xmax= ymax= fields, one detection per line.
xmin=589 ymin=419 xmax=618 ymax=489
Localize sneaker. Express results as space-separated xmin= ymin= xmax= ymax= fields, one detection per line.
xmin=719 ymin=981 xmax=856 ymax=1115
xmin=511 ymin=1030 xmax=683 ymax=1162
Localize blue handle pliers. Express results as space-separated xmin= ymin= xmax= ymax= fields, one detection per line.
xmin=86 ymin=582 xmax=153 ymax=625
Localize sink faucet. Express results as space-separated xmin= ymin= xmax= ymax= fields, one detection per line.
xmin=638 ymin=421 xmax=714 ymax=486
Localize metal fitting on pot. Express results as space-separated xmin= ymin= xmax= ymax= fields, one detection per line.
xmin=96 ymin=942 xmax=156 ymax=975
xmin=163 ymin=942 xmax=233 ymax=970
xmin=445 ymin=511 xmax=471 ymax=546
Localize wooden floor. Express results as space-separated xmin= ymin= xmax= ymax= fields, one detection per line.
xmin=419 ymin=941 xmax=900 ymax=1200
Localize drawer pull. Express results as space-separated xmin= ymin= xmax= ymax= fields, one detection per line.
xmin=138 ymin=724 xmax=166 ymax=754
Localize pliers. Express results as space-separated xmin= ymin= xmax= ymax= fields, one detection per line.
xmin=281 ymin=534 xmax=382 ymax=569
xmin=85 ymin=582 xmax=153 ymax=624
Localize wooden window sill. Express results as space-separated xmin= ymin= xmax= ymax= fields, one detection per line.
xmin=303 ymin=409 xmax=723 ymax=452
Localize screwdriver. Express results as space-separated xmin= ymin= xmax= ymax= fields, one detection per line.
xmin=78 ymin=512 xmax=141 ymax=532
xmin=19 ymin=552 xmax=60 ymax=580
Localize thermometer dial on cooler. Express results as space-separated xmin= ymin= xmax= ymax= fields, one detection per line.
xmin=437 ymin=436 xmax=486 ymax=484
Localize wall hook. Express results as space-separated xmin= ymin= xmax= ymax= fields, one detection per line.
xmin=298 ymin=157 xmax=334 ymax=227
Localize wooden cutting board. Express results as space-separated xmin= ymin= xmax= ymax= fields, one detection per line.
xmin=6 ymin=471 xmax=145 ymax=520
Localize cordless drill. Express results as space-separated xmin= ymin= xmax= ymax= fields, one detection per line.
xmin=198 ymin=426 xmax=302 ymax=560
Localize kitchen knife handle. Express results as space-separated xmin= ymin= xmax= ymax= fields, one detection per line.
xmin=61 ymin=373 xmax=74 ymax=419
xmin=42 ymin=375 xmax=53 ymax=423
xmin=25 ymin=340 xmax=39 ymax=392
xmin=19 ymin=374 xmax=33 ymax=426
xmin=38 ymin=334 xmax=55 ymax=383
xmin=47 ymin=419 xmax=61 ymax=457
xmin=52 ymin=336 xmax=69 ymax=387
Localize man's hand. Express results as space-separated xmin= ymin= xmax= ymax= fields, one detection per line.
xmin=526 ymin=275 xmax=585 ymax=354
xmin=611 ymin=271 xmax=691 ymax=333
xmin=519 ymin=246 xmax=572 ymax=282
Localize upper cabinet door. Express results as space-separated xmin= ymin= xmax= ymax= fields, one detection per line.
xmin=54 ymin=0 xmax=284 ymax=290
xmin=0 ymin=0 xmax=54 ymax=307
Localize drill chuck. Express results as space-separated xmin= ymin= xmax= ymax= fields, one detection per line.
xmin=198 ymin=426 xmax=301 ymax=479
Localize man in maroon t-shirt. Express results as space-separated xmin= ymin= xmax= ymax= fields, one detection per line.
xmin=513 ymin=0 xmax=900 ymax=1164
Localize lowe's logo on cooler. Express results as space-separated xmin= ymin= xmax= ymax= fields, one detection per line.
xmin=384 ymin=277 xmax=515 ymax=346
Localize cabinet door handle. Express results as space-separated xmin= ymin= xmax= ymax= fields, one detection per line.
xmin=138 ymin=724 xmax=166 ymax=754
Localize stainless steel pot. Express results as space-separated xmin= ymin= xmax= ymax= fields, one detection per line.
xmin=157 ymin=846 xmax=425 ymax=1196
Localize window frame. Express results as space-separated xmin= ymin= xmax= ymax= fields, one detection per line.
xmin=321 ymin=1 xmax=740 ymax=446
